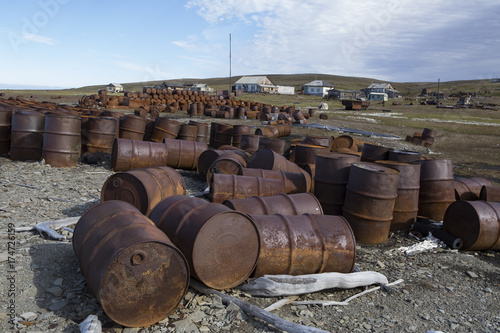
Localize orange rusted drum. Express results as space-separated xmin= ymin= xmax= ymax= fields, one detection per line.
xmin=293 ymin=143 xmax=330 ymax=168
xmin=149 ymin=196 xmax=259 ymax=290
xmin=239 ymin=167 xmax=310 ymax=193
xmin=249 ymin=214 xmax=356 ymax=277
xmin=207 ymin=152 xmax=247 ymax=183
xmin=258 ymin=136 xmax=287 ymax=155
xmin=454 ymin=177 xmax=493 ymax=201
xmin=151 ymin=118 xmax=180 ymax=142
xmin=330 ymin=135 xmax=355 ymax=152
xmin=301 ymin=135 xmax=333 ymax=147
xmin=177 ymin=124 xmax=198 ymax=142
xmin=197 ymin=149 xmax=236 ymax=177
xmin=418 ymin=158 xmax=455 ymax=221
xmin=232 ymin=125 xmax=251 ymax=148
xmin=101 ymin=166 xmax=186 ymax=215
xmin=388 ymin=150 xmax=422 ymax=163
xmin=376 ymin=161 xmax=421 ymax=231
xmin=210 ymin=174 xmax=287 ymax=203
xmin=361 ymin=143 xmax=392 ymax=162
xmin=112 ymin=138 xmax=168 ymax=171
xmin=83 ymin=116 xmax=117 ymax=154
xmin=480 ymin=185 xmax=500 ymax=202
xmin=443 ymin=200 xmax=500 ymax=251
xmin=314 ymin=153 xmax=361 ymax=215
xmin=303 ymin=163 xmax=316 ymax=192
xmin=119 ymin=114 xmax=146 ymax=141
xmin=213 ymin=123 xmax=233 ymax=148
xmin=223 ymin=192 xmax=323 ymax=215
xmin=0 ymin=109 xmax=11 ymax=154
xmin=73 ymin=200 xmax=189 ymax=328
xmin=342 ymin=163 xmax=400 ymax=244
xmin=42 ymin=112 xmax=81 ymax=167
xmin=10 ymin=110 xmax=45 ymax=161
xmin=239 ymin=134 xmax=260 ymax=153
xmin=163 ymin=138 xmax=208 ymax=170
xmin=188 ymin=121 xmax=209 ymax=143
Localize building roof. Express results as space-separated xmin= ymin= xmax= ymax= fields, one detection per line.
xmin=235 ymin=76 xmax=272 ymax=85
xmin=366 ymin=82 xmax=393 ymax=89
xmin=108 ymin=83 xmax=123 ymax=88
xmin=304 ymin=80 xmax=334 ymax=87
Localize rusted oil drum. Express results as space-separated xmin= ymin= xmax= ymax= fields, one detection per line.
xmin=177 ymin=124 xmax=198 ymax=142
xmin=293 ymin=143 xmax=330 ymax=168
xmin=319 ymin=113 xmax=328 ymax=120
xmin=421 ymin=128 xmax=436 ymax=142
xmin=303 ymin=163 xmax=316 ymax=192
xmin=143 ymin=118 xmax=155 ymax=141
xmin=388 ymin=150 xmax=422 ymax=163
xmin=301 ymin=136 xmax=332 ymax=147
xmin=213 ymin=123 xmax=233 ymax=148
xmin=208 ymin=122 xmax=219 ymax=147
xmin=258 ymin=136 xmax=287 ymax=155
xmin=10 ymin=110 xmax=45 ymax=161
xmin=149 ymin=196 xmax=259 ymax=290
xmin=0 ymin=109 xmax=11 ymax=154
xmin=249 ymin=214 xmax=355 ymax=277
xmin=275 ymin=123 xmax=291 ymax=137
xmin=151 ymin=118 xmax=180 ymax=143
xmin=42 ymin=112 xmax=81 ymax=167
xmin=73 ymin=200 xmax=189 ymax=327
xmin=119 ymin=114 xmax=146 ymax=141
xmin=232 ymin=125 xmax=251 ymax=148
xmin=255 ymin=126 xmax=279 ymax=138
xmin=330 ymin=135 xmax=355 ymax=152
xmin=314 ymin=153 xmax=361 ymax=215
xmin=207 ymin=152 xmax=247 ymax=183
xmin=454 ymin=177 xmax=493 ymax=201
xmin=480 ymin=185 xmax=500 ymax=202
xmin=376 ymin=161 xmax=421 ymax=231
xmin=210 ymin=174 xmax=287 ymax=203
xmin=223 ymin=192 xmax=322 ymax=215
xmin=163 ymin=138 xmax=208 ymax=170
xmin=361 ymin=143 xmax=392 ymax=162
xmin=418 ymin=158 xmax=455 ymax=221
xmin=83 ymin=117 xmax=117 ymax=154
xmin=188 ymin=121 xmax=209 ymax=143
xmin=239 ymin=134 xmax=260 ymax=153
xmin=197 ymin=149 xmax=237 ymax=177
xmin=101 ymin=166 xmax=186 ymax=215
xmin=342 ymin=163 xmax=400 ymax=244
xmin=443 ymin=200 xmax=500 ymax=251
xmin=112 ymin=138 xmax=168 ymax=171
xmin=239 ymin=167 xmax=309 ymax=193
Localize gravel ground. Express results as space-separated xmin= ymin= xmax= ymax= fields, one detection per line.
xmin=0 ymin=152 xmax=499 ymax=333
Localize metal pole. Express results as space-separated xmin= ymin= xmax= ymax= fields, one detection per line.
xmin=229 ymin=33 xmax=232 ymax=94
xmin=437 ymin=78 xmax=440 ymax=104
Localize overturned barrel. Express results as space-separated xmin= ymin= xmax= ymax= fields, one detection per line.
xmin=239 ymin=167 xmax=310 ymax=193
xmin=223 ymin=192 xmax=323 ymax=215
xmin=112 ymin=138 xmax=168 ymax=171
xmin=210 ymin=174 xmax=287 ymax=203
xmin=342 ymin=162 xmax=400 ymax=244
xmin=249 ymin=214 xmax=356 ymax=277
xmin=10 ymin=110 xmax=45 ymax=161
xmin=73 ymin=201 xmax=189 ymax=327
xmin=443 ymin=200 xmax=500 ymax=251
xmin=206 ymin=152 xmax=247 ymax=183
xmin=293 ymin=143 xmax=330 ymax=168
xmin=42 ymin=112 xmax=81 ymax=167
xmin=454 ymin=177 xmax=493 ymax=201
xmin=149 ymin=196 xmax=259 ymax=290
xmin=163 ymin=138 xmax=208 ymax=170
xmin=239 ymin=134 xmax=260 ymax=153
xmin=361 ymin=143 xmax=392 ymax=162
xmin=101 ymin=166 xmax=186 ymax=215
xmin=480 ymin=185 xmax=500 ymax=202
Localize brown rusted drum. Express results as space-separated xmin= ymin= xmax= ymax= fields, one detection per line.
xmin=443 ymin=200 xmax=500 ymax=251
xmin=163 ymin=138 xmax=208 ymax=170
xmin=360 ymin=143 xmax=392 ymax=162
xmin=101 ymin=166 xmax=186 ymax=215
xmin=188 ymin=121 xmax=209 ymax=143
xmin=151 ymin=118 xmax=180 ymax=142
xmin=480 ymin=185 xmax=500 ymax=202
xmin=258 ymin=136 xmax=287 ymax=155
xmin=223 ymin=192 xmax=323 ymax=215
xmin=0 ymin=109 xmax=11 ymax=154
xmin=149 ymin=196 xmax=259 ymax=290
xmin=10 ymin=110 xmax=45 ymax=161
xmin=112 ymin=138 xmax=168 ymax=171
xmin=239 ymin=134 xmax=260 ymax=153
xmin=143 ymin=118 xmax=155 ymax=141
xmin=42 ymin=112 xmax=81 ymax=167
xmin=210 ymin=174 xmax=287 ymax=203
xmin=239 ymin=167 xmax=310 ymax=193
xmin=213 ymin=123 xmax=233 ymax=148
xmin=330 ymin=135 xmax=354 ymax=152
xmin=421 ymin=128 xmax=436 ymax=142
xmin=376 ymin=161 xmax=421 ymax=231
xmin=232 ymin=125 xmax=251 ymax=148
xmin=83 ymin=117 xmax=117 ymax=154
xmin=177 ymin=124 xmax=198 ymax=142
xmin=314 ymin=153 xmax=361 ymax=215
xmin=207 ymin=152 xmax=247 ymax=183
xmin=249 ymin=214 xmax=355 ymax=277
xmin=301 ymin=136 xmax=333 ymax=147
xmin=73 ymin=200 xmax=189 ymax=328
xmin=119 ymin=114 xmax=146 ymax=141
xmin=197 ymin=149 xmax=238 ymax=177
xmin=388 ymin=150 xmax=422 ymax=163
xmin=255 ymin=126 xmax=277 ymax=138
xmin=342 ymin=163 xmax=400 ymax=244
xmin=454 ymin=177 xmax=493 ymax=201
xmin=418 ymin=158 xmax=455 ymax=221
xmin=293 ymin=144 xmax=330 ymax=168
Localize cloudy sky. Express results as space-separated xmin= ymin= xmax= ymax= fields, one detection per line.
xmin=0 ymin=0 xmax=499 ymax=88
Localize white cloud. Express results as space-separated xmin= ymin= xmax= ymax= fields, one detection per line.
xmin=21 ymin=33 xmax=57 ymax=45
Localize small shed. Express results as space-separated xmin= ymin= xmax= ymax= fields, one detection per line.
xmin=327 ymin=89 xmax=363 ymax=100
xmin=106 ymin=83 xmax=124 ymax=93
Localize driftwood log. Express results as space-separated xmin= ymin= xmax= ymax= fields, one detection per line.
xmin=16 ymin=216 xmax=80 ymax=241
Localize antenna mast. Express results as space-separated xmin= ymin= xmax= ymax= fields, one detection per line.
xmin=229 ymin=33 xmax=232 ymax=94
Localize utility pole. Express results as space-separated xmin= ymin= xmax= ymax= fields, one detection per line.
xmin=437 ymin=78 xmax=440 ymax=104
xmin=229 ymin=33 xmax=232 ymax=94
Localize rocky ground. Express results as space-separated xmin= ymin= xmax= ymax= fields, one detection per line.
xmin=0 ymin=152 xmax=499 ymax=333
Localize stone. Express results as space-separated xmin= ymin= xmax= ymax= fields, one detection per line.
xmin=47 ymin=286 xmax=64 ymax=297
xmin=53 ymin=278 xmax=63 ymax=286
xmin=466 ymin=271 xmax=479 ymax=278
xmin=48 ymin=300 xmax=67 ymax=311
xmin=188 ymin=310 xmax=207 ymax=323
xmin=20 ymin=312 xmax=37 ymax=321
xmin=173 ymin=318 xmax=199 ymax=333
xmin=123 ymin=328 xmax=141 ymax=333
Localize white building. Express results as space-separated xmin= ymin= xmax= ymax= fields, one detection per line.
xmin=106 ymin=83 xmax=124 ymax=93
xmin=277 ymin=85 xmax=295 ymax=95
xmin=302 ymin=80 xmax=335 ymax=97
xmin=234 ymin=76 xmax=275 ymax=93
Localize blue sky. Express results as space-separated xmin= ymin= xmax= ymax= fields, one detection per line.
xmin=1 ymin=0 xmax=499 ymax=88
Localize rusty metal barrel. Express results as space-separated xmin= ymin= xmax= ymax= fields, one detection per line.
xmin=480 ymin=185 xmax=500 ymax=202
xmin=443 ymin=200 xmax=500 ymax=251
xmin=82 ymin=116 xmax=117 ymax=154
xmin=454 ymin=177 xmax=493 ymax=201
xmin=42 ymin=112 xmax=81 ymax=167
xmin=232 ymin=125 xmax=251 ymax=148
xmin=418 ymin=158 xmax=455 ymax=221
xmin=0 ymin=109 xmax=11 ymax=154
xmin=239 ymin=134 xmax=260 ymax=153
xmin=10 ymin=110 xmax=45 ymax=161
xmin=223 ymin=192 xmax=323 ymax=215
xmin=239 ymin=167 xmax=310 ymax=193
xmin=207 ymin=152 xmax=247 ymax=183
xmin=112 ymin=138 xmax=168 ymax=171
xmin=258 ymin=136 xmax=287 ymax=155
xmin=213 ymin=123 xmax=233 ymax=148
xmin=342 ymin=162 xmax=400 ymax=244
xmin=314 ymin=153 xmax=361 ymax=215
xmin=330 ymin=135 xmax=355 ymax=152
xmin=388 ymin=150 xmax=422 ymax=163
xmin=73 ymin=200 xmax=189 ymax=327
xmin=177 ymin=124 xmax=198 ymax=142
xmin=210 ymin=174 xmax=287 ymax=203
xmin=151 ymin=118 xmax=180 ymax=142
xmin=149 ymin=196 xmax=259 ymax=290
xmin=249 ymin=214 xmax=356 ymax=277
xmin=101 ymin=166 xmax=186 ymax=215
xmin=119 ymin=114 xmax=146 ymax=141
xmin=376 ymin=161 xmax=421 ymax=231
xmin=163 ymin=138 xmax=208 ymax=170
xmin=143 ymin=118 xmax=155 ymax=141
xmin=188 ymin=121 xmax=209 ymax=143
xmin=361 ymin=143 xmax=392 ymax=162
xmin=197 ymin=149 xmax=245 ymax=177
xmin=293 ymin=143 xmax=330 ymax=168
xmin=301 ymin=135 xmax=333 ymax=147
